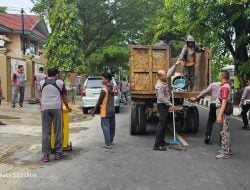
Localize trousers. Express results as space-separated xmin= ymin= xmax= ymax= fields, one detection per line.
xmin=42 ymin=109 xmax=62 ymax=155
xmin=154 ymin=103 xmax=169 ymax=147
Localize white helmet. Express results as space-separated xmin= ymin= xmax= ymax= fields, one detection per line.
xmin=186 ymin=35 xmax=195 ymax=42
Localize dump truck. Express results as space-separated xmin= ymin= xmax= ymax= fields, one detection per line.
xmin=129 ymin=45 xmax=211 ymax=135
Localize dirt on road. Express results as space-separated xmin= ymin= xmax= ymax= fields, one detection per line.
xmin=0 ymin=101 xmax=92 ymax=189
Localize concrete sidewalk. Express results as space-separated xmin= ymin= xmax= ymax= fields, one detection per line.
xmin=0 ymin=99 xmax=88 ymax=125
xmin=0 ymin=99 xmax=93 ymax=190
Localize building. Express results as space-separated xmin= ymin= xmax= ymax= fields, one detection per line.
xmin=0 ymin=13 xmax=48 ymax=58
xmin=0 ymin=13 xmax=48 ymax=102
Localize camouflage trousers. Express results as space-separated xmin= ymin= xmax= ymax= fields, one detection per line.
xmin=219 ymin=114 xmax=231 ymax=155
xmin=183 ymin=65 xmax=195 ymax=90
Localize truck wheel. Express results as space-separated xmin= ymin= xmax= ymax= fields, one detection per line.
xmin=182 ymin=106 xmax=199 ymax=133
xmin=130 ymin=106 xmax=138 ymax=135
xmin=130 ymin=105 xmax=147 ymax=135
xmin=115 ymin=106 xmax=120 ymax=113
xmin=138 ymin=105 xmax=147 ymax=134
xmin=191 ymin=106 xmax=199 ymax=133
xmin=175 ymin=113 xmax=184 ymax=133
xmin=82 ymin=108 xmax=88 ymax=114
xmin=182 ymin=107 xmax=192 ymax=133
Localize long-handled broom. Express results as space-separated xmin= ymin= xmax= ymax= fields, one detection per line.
xmin=168 ymin=90 xmax=183 ymax=150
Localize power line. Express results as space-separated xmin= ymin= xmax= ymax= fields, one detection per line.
xmin=6 ymin=7 xmax=33 ymax=14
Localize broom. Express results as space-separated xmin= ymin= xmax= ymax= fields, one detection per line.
xmin=168 ymin=90 xmax=183 ymax=150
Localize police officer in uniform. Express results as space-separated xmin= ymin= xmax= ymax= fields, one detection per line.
xmin=240 ymin=77 xmax=250 ymax=130
xmin=153 ymin=60 xmax=180 ymax=151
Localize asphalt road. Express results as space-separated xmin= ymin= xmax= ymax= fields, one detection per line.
xmin=1 ymin=103 xmax=250 ymax=190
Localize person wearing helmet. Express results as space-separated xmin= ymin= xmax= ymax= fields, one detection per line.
xmin=178 ymin=35 xmax=206 ymax=90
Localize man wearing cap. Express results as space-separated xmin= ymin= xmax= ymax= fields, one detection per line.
xmin=178 ymin=35 xmax=206 ymax=90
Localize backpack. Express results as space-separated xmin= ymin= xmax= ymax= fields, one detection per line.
xmin=41 ymin=79 xmax=62 ymax=95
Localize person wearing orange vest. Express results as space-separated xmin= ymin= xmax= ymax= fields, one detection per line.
xmin=92 ymin=72 xmax=115 ymax=149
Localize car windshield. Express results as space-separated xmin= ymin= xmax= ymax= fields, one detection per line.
xmin=86 ymin=78 xmax=103 ymax=88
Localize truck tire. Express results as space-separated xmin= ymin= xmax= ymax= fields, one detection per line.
xmin=115 ymin=106 xmax=120 ymax=113
xmin=182 ymin=107 xmax=192 ymax=133
xmin=174 ymin=113 xmax=184 ymax=133
xmin=138 ymin=105 xmax=147 ymax=134
xmin=182 ymin=106 xmax=199 ymax=133
xmin=82 ymin=108 xmax=88 ymax=114
xmin=130 ymin=106 xmax=138 ymax=135
xmin=130 ymin=104 xmax=147 ymax=135
xmin=191 ymin=106 xmax=199 ymax=133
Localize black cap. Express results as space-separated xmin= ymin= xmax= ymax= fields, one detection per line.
xmin=102 ymin=72 xmax=112 ymax=82
xmin=48 ymin=68 xmax=59 ymax=77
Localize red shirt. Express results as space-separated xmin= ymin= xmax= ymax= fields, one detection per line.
xmin=220 ymin=82 xmax=229 ymax=100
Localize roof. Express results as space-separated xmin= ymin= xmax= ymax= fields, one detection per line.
xmin=0 ymin=13 xmax=40 ymax=31
xmin=0 ymin=13 xmax=48 ymax=43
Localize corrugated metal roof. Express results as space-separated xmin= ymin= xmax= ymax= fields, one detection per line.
xmin=0 ymin=13 xmax=40 ymax=31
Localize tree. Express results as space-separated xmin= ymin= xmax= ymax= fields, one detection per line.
xmin=162 ymin=0 xmax=250 ymax=86
xmin=31 ymin=0 xmax=54 ymax=18
xmin=0 ymin=6 xmax=7 ymax=13
xmin=32 ymin=0 xmax=164 ymax=76
xmin=45 ymin=0 xmax=85 ymax=72
xmin=77 ymin=0 xmax=164 ymax=58
xmin=87 ymin=45 xmax=128 ymax=76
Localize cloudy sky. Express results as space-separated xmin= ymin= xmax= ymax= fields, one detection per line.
xmin=0 ymin=0 xmax=34 ymax=14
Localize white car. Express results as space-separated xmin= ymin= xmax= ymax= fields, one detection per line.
xmin=81 ymin=76 xmax=121 ymax=114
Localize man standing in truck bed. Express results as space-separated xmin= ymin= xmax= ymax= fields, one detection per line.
xmin=178 ymin=35 xmax=205 ymax=90
xmin=153 ymin=60 xmax=180 ymax=151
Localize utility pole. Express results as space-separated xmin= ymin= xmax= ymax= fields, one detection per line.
xmin=21 ymin=8 xmax=25 ymax=55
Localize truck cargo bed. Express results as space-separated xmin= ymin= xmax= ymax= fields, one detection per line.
xmin=129 ymin=45 xmax=211 ymax=99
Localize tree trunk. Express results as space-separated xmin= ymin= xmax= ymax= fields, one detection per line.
xmin=234 ymin=15 xmax=249 ymax=88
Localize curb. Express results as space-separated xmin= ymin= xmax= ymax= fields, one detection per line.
xmin=197 ymin=99 xmax=245 ymax=117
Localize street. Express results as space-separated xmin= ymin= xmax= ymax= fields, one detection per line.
xmin=0 ymin=102 xmax=250 ymax=190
